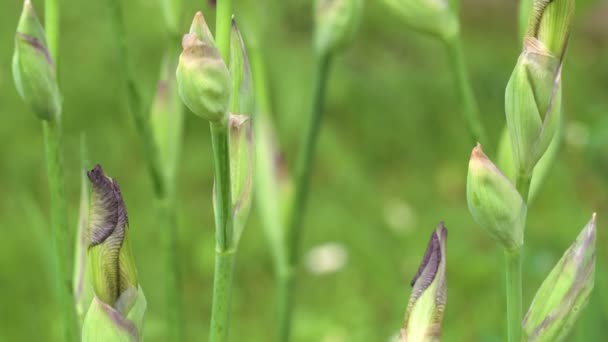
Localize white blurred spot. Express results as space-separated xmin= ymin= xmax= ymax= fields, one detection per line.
xmin=305 ymin=242 xmax=348 ymax=275
xmin=321 ymin=328 xmax=349 ymax=342
xmin=565 ymin=121 xmax=589 ymax=148
xmin=384 ymin=198 xmax=417 ymax=235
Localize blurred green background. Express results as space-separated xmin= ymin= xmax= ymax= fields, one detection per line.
xmin=1 ymin=0 xmax=608 ymax=340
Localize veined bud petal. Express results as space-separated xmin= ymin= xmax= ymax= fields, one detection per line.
xmin=382 ymin=0 xmax=458 ymax=40
xmin=527 ymin=0 xmax=575 ymax=57
xmin=505 ymin=38 xmax=562 ymax=176
xmin=314 ymin=0 xmax=363 ymax=56
xmin=82 ymin=287 xmax=147 ymax=342
xmin=523 ymin=214 xmax=596 ymax=341
xmin=229 ymin=114 xmax=254 ymax=244
xmin=87 ymin=165 xmax=139 ymax=308
xmin=467 ymin=144 xmax=526 ymax=251
xmin=177 ymin=11 xmax=231 ymax=123
xmin=400 ymin=222 xmax=447 ymax=342
xmin=12 ymin=0 xmax=61 ymax=121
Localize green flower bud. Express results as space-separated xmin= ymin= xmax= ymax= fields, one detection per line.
xmin=400 ymin=222 xmax=447 ymax=342
xmin=523 ymin=214 xmax=596 ymax=341
xmin=87 ymin=165 xmax=139 ymax=307
xmin=177 ymin=11 xmax=231 ymax=123
xmin=151 ymin=53 xmax=184 ymax=184
xmin=467 ymin=144 xmax=526 ymax=251
xmin=230 ymin=18 xmax=254 ymax=116
xmin=526 ymin=0 xmax=575 ymax=57
xmin=505 ymin=37 xmax=562 ymax=178
xmin=83 ymin=165 xmax=146 ymax=341
xmin=314 ymin=0 xmax=363 ymax=56
xmin=381 ymin=0 xmax=458 ymax=39
xmin=229 ymin=114 xmax=254 ymax=244
xmin=12 ymin=0 xmax=61 ymax=121
xmin=82 ymin=287 xmax=147 ymax=342
xmin=228 ymin=19 xmax=255 ymax=244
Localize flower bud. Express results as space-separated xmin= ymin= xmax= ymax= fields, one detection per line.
xmin=381 ymin=0 xmax=458 ymax=40
xmin=87 ymin=165 xmax=139 ymax=307
xmin=314 ymin=0 xmax=363 ymax=56
xmin=229 ymin=114 xmax=254 ymax=244
xmin=527 ymin=0 xmax=575 ymax=57
xmin=12 ymin=0 xmax=61 ymax=121
xmin=176 ymin=11 xmax=231 ymax=123
xmin=83 ymin=165 xmax=145 ymax=341
xmin=523 ymin=214 xmax=596 ymax=341
xmin=467 ymin=144 xmax=526 ymax=251
xmin=505 ymin=38 xmax=562 ymax=176
xmin=400 ymin=222 xmax=447 ymax=342
xmin=230 ymin=18 xmax=254 ymax=116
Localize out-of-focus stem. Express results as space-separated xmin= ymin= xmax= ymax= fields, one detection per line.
xmin=43 ymin=119 xmax=79 ymax=342
xmin=209 ymin=249 xmax=236 ymax=341
xmin=45 ymin=0 xmax=59 ymax=63
xmin=505 ymin=249 xmax=523 ymax=342
xmin=516 ymin=172 xmax=532 ymax=202
xmin=444 ymin=34 xmax=487 ymax=145
xmin=281 ymin=52 xmax=333 ymax=341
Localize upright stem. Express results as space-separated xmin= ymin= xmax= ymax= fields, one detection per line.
xmin=280 ymin=52 xmax=332 ymax=341
xmin=505 ymin=249 xmax=523 ymax=342
xmin=43 ymin=119 xmax=79 ymax=342
xmin=45 ymin=0 xmax=59 ymax=63
xmin=444 ymin=34 xmax=487 ymax=145
xmin=208 ymin=2 xmax=236 ymax=340
xmin=209 ymin=250 xmax=236 ymax=342
xmin=516 ymin=172 xmax=532 ymax=202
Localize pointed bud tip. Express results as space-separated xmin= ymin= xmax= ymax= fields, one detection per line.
xmin=471 ymin=143 xmax=486 ymax=159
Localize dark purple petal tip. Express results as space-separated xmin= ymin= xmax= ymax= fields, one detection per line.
xmin=411 ymin=222 xmax=447 ymax=290
xmin=87 ymin=164 xmax=128 ymax=246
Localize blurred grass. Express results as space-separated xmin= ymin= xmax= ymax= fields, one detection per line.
xmin=1 ymin=0 xmax=607 ymax=341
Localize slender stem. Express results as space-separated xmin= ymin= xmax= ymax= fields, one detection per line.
xmin=43 ymin=119 xmax=79 ymax=342
xmin=45 ymin=0 xmax=59 ymax=63
xmin=280 ymin=52 xmax=332 ymax=341
xmin=444 ymin=34 xmax=487 ymax=145
xmin=157 ymin=195 xmax=183 ymax=342
xmin=505 ymin=249 xmax=523 ymax=342
xmin=209 ymin=250 xmax=236 ymax=341
xmin=208 ymin=3 xmax=236 ymax=340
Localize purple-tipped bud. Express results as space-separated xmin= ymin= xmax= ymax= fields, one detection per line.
xmin=400 ymin=222 xmax=447 ymax=341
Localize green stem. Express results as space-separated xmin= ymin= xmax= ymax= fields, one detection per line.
xmin=280 ymin=52 xmax=332 ymax=340
xmin=45 ymin=0 xmax=59 ymax=63
xmin=43 ymin=119 xmax=79 ymax=342
xmin=505 ymin=249 xmax=523 ymax=342
xmin=157 ymin=195 xmax=183 ymax=342
xmin=444 ymin=34 xmax=487 ymax=145
xmin=276 ymin=268 xmax=295 ymax=342
xmin=208 ymin=3 xmax=236 ymax=340
xmin=209 ymin=250 xmax=236 ymax=342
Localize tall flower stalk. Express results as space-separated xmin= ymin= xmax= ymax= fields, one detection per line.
xmin=381 ymin=0 xmax=487 ymax=144
xmin=176 ymin=7 xmax=255 ymax=340
xmin=12 ymin=1 xmax=78 ymax=340
xmin=106 ymin=0 xmax=185 ymax=339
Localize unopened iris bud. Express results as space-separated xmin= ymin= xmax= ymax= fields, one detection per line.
xmin=83 ymin=165 xmax=146 ymax=341
xmin=467 ymin=144 xmax=526 ymax=251
xmin=523 ymin=214 xmax=596 ymax=341
xmin=177 ymin=11 xmax=231 ymax=123
xmin=314 ymin=0 xmax=363 ymax=56
xmin=381 ymin=0 xmax=458 ymax=39
xmin=229 ymin=114 xmax=254 ymax=244
xmin=229 ymin=18 xmax=254 ymax=116
xmin=527 ymin=0 xmax=575 ymax=57
xmin=400 ymin=222 xmax=447 ymax=342
xmin=505 ymin=38 xmax=562 ymax=177
xmin=12 ymin=0 xmax=61 ymax=121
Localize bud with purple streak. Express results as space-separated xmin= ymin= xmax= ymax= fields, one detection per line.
xmin=400 ymin=222 xmax=447 ymax=342
xmin=82 ymin=165 xmax=146 ymax=342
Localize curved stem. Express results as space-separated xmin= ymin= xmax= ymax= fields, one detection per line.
xmin=43 ymin=119 xmax=79 ymax=342
xmin=505 ymin=249 xmax=523 ymax=342
xmin=281 ymin=52 xmax=333 ymax=340
xmin=444 ymin=35 xmax=487 ymax=145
